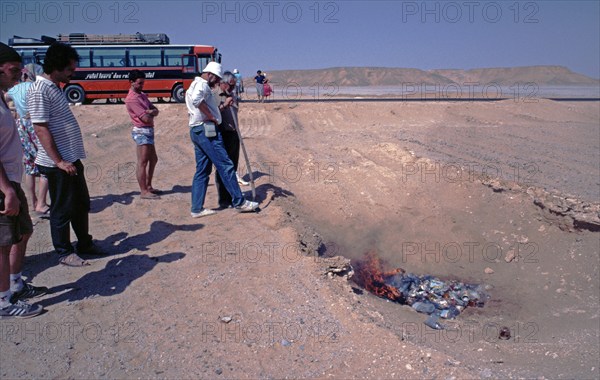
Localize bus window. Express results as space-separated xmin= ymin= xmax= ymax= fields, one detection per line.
xmin=164 ymin=47 xmax=193 ymax=67
xmin=129 ymin=48 xmax=161 ymax=67
xmin=92 ymin=48 xmax=127 ymax=67
xmin=197 ymin=57 xmax=213 ymax=72
xmin=75 ymin=48 xmax=91 ymax=68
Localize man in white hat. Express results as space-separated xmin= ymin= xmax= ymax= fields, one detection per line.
xmin=185 ymin=62 xmax=258 ymax=217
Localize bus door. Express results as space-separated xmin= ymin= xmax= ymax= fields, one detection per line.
xmin=182 ymin=54 xmax=197 ymax=74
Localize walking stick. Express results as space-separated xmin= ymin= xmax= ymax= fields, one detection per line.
xmin=231 ymin=106 xmax=256 ymax=201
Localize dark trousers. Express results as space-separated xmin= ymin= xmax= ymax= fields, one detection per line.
xmin=38 ymin=160 xmax=92 ymax=255
xmin=215 ymin=130 xmax=240 ymax=207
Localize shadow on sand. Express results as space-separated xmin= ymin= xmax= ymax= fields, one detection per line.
xmin=38 ymin=252 xmax=185 ymax=308
xmin=24 ymin=221 xmax=202 ymax=287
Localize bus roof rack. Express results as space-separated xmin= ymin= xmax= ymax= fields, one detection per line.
xmin=9 ymin=33 xmax=170 ymax=46
xmin=8 ymin=35 xmax=56 ymax=46
xmin=57 ymin=32 xmax=170 ymax=45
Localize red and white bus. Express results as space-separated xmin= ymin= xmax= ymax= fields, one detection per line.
xmin=9 ymin=33 xmax=221 ymax=103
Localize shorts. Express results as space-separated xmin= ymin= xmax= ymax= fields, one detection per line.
xmin=256 ymin=83 xmax=264 ymax=96
xmin=131 ymin=127 xmax=155 ymax=146
xmin=0 ymin=182 xmax=33 ymax=246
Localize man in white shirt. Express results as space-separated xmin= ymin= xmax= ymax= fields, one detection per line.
xmin=186 ymin=62 xmax=258 ymax=217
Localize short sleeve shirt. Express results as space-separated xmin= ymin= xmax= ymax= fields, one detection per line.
xmin=185 ymin=76 xmax=221 ymax=127
xmin=0 ymin=93 xmax=24 ymax=182
xmin=27 ymin=76 xmax=86 ymax=167
xmin=255 ymin=75 xmax=265 ymax=84
xmin=125 ymin=89 xmax=154 ymax=128
xmin=7 ymin=82 xmax=32 ymax=118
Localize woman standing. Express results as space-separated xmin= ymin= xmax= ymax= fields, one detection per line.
xmin=5 ymin=64 xmax=49 ymax=215
xmin=125 ymin=70 xmax=160 ymax=199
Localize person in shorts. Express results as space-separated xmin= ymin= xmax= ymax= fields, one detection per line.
xmin=0 ymin=42 xmax=47 ymax=318
xmin=125 ymin=70 xmax=160 ymax=199
xmin=255 ymin=70 xmax=266 ymax=102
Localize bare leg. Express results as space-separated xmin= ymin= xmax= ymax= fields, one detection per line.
xmin=136 ymin=144 xmax=153 ymax=197
xmin=9 ymin=233 xmax=30 ymax=277
xmin=35 ymin=176 xmax=50 ymax=212
xmin=23 ymin=174 xmax=37 ymax=211
xmin=0 ymin=246 xmax=9 ymax=293
xmin=146 ymin=145 xmax=158 ymax=191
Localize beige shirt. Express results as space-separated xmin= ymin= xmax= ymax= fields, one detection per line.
xmin=0 ymin=92 xmax=24 ymax=183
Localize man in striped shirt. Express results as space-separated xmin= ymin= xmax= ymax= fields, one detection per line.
xmin=29 ymin=42 xmax=102 ymax=267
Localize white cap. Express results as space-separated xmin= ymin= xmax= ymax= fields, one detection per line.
xmin=233 ymin=68 xmax=239 ymax=74
xmin=202 ymin=61 xmax=223 ymax=78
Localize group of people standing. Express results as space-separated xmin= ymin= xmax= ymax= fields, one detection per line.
xmin=0 ymin=41 xmax=258 ymax=319
xmin=254 ymin=70 xmax=272 ymax=102
xmin=125 ymin=62 xmax=258 ymax=216
xmin=1 ymin=41 xmax=102 ymax=318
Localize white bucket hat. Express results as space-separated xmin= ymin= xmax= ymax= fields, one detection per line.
xmin=202 ymin=61 xmax=223 ymax=78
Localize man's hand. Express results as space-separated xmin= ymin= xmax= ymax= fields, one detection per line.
xmin=0 ymin=188 xmax=20 ymax=216
xmin=57 ymin=160 xmax=77 ymax=176
xmin=223 ymin=96 xmax=234 ymax=108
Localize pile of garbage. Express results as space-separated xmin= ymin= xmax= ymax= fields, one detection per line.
xmin=352 ymin=251 xmax=490 ymax=330
xmin=385 ymin=272 xmax=489 ymax=329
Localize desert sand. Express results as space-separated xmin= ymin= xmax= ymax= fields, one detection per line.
xmin=1 ymin=97 xmax=599 ymax=379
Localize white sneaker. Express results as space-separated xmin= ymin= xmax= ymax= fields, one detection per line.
xmin=236 ymin=172 xmax=250 ymax=186
xmin=235 ymin=200 xmax=259 ymax=213
xmin=191 ymin=209 xmax=217 ymax=218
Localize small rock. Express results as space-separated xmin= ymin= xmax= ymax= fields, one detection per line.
xmin=91 ymin=133 xmax=98 ymax=138
xmin=220 ymin=316 xmax=232 ymax=323
xmin=504 ymin=250 xmax=516 ymax=263
xmin=405 ymin=364 xmax=413 ymax=371
xmin=215 ymin=368 xmax=223 ymax=375
xmin=481 ymin=368 xmax=492 ymax=378
xmin=281 ymin=339 xmax=291 ymax=347
xmin=484 ymin=267 xmax=495 ymax=274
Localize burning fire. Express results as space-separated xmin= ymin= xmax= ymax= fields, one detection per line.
xmin=352 ymin=250 xmax=406 ymax=303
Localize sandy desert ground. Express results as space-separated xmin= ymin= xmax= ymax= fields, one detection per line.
xmin=1 ymin=97 xmax=599 ymax=379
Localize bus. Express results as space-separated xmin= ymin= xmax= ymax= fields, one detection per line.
xmin=9 ymin=33 xmax=221 ymax=103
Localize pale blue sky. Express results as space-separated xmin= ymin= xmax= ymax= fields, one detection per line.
xmin=1 ymin=0 xmax=598 ymax=79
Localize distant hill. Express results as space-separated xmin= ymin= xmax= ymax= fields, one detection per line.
xmin=250 ymin=66 xmax=599 ymax=87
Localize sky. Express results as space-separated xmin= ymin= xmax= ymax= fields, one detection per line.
xmin=1 ymin=0 xmax=599 ymax=79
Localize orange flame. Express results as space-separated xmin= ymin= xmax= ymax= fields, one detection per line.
xmin=352 ymin=250 xmax=406 ymax=303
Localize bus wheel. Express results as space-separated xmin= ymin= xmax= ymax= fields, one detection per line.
xmin=172 ymin=84 xmax=184 ymax=103
xmin=65 ymin=86 xmax=85 ymax=104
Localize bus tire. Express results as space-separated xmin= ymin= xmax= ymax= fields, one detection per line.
xmin=172 ymin=84 xmax=184 ymax=103
xmin=65 ymin=85 xmax=86 ymax=104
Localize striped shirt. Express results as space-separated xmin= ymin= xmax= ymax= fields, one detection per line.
xmin=28 ymin=76 xmax=86 ymax=168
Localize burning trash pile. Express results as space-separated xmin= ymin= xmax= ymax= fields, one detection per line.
xmin=353 ymin=251 xmax=490 ymax=330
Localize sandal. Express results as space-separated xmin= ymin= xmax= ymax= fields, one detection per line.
xmin=140 ymin=193 xmax=161 ymax=200
xmin=34 ymin=208 xmax=50 ymax=217
xmin=59 ymin=253 xmax=90 ymax=267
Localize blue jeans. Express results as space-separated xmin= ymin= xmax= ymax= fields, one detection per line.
xmin=189 ymin=124 xmax=245 ymax=212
